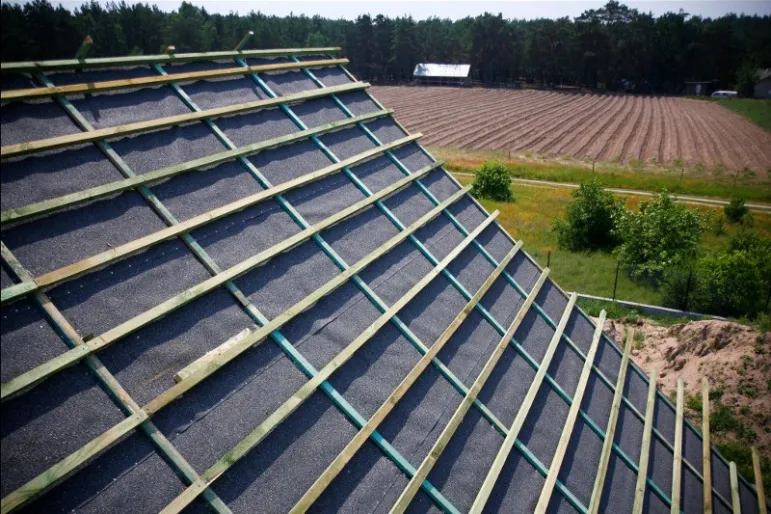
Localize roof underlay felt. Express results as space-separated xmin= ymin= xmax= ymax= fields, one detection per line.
xmin=0 ymin=49 xmax=761 ymax=514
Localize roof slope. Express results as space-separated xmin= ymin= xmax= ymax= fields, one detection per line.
xmin=0 ymin=49 xmax=762 ymax=514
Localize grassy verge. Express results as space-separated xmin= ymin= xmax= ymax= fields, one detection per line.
xmin=715 ymin=98 xmax=771 ymax=132
xmin=454 ymin=175 xmax=771 ymax=306
xmin=431 ymin=146 xmax=771 ymax=203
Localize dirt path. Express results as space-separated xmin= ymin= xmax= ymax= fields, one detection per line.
xmin=373 ymin=86 xmax=771 ymax=176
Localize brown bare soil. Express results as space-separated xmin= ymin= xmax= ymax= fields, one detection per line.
xmin=375 ymin=86 xmax=771 ymax=175
xmin=600 ymin=317 xmax=771 ymax=464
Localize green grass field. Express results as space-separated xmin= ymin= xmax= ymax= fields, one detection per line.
xmin=454 ymin=175 xmax=771 ymax=306
xmin=716 ymin=97 xmax=771 ymax=132
xmin=432 ymin=146 xmax=771 ymax=204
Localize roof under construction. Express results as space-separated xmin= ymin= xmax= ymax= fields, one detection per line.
xmin=0 ymin=44 xmax=766 ymax=514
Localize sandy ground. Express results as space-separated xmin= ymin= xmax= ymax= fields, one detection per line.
xmin=599 ymin=316 xmax=771 ymax=460
xmin=374 ymin=86 xmax=771 ymax=176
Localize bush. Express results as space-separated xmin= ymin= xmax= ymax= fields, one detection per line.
xmin=724 ymin=197 xmax=749 ymax=223
xmin=553 ymin=179 xmax=620 ymax=251
xmin=613 ymin=191 xmax=705 ymax=283
xmin=471 ymin=161 xmax=513 ymax=202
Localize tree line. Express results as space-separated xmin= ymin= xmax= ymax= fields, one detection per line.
xmin=2 ymin=0 xmax=771 ymax=93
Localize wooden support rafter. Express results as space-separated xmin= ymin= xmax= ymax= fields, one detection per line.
xmin=290 ymin=242 xmax=523 ymax=514
xmin=534 ymin=309 xmax=606 ymax=513
xmin=0 ymin=81 xmax=368 ymax=159
xmin=0 ymin=188 xmax=470 ymax=514
xmin=632 ymin=367 xmax=659 ymax=514
xmin=389 ymin=268 xmax=550 ymax=514
xmin=0 ymin=136 xmax=427 ymax=306
xmin=753 ymin=447 xmax=767 ymax=514
xmin=0 ymin=168 xmax=444 ymax=405
xmin=469 ymin=293 xmax=577 ymax=514
xmin=588 ymin=329 xmax=634 ymax=514
xmin=0 ymin=109 xmax=391 ymax=225
xmin=671 ymin=379 xmax=685 ymax=514
xmin=0 ymin=58 xmax=347 ymax=101
xmin=704 ymin=377 xmax=713 ymax=514
xmin=1 ymin=47 xmax=341 ymax=74
xmin=730 ymin=462 xmax=742 ymax=514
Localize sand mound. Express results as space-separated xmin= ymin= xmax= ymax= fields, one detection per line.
xmin=601 ymin=317 xmax=771 ymax=456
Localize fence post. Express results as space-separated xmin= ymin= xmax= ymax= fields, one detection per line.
xmin=683 ymin=269 xmax=693 ymax=311
xmin=612 ymin=260 xmax=620 ymax=302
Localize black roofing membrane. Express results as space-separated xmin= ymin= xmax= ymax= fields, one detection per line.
xmin=0 ymin=56 xmax=750 ymax=514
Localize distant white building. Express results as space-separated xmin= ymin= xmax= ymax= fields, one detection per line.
xmin=413 ymin=63 xmax=471 ymax=87
xmin=755 ymin=69 xmax=771 ymax=98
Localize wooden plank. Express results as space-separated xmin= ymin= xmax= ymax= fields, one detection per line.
xmin=632 ymin=367 xmax=659 ymax=514
xmin=174 ymin=328 xmax=252 ymax=382
xmin=0 ymin=188 xmax=471 ymax=514
xmin=1 ymin=47 xmax=341 ymax=74
xmin=389 ymin=268 xmax=550 ymax=514
xmin=671 ymin=379 xmax=685 ymax=514
xmin=730 ymin=462 xmax=742 ymax=514
xmin=0 ymin=169 xmax=445 ymax=404
xmin=290 ymin=242 xmax=523 ymax=514
xmin=534 ymin=309 xmax=606 ymax=513
xmin=469 ymin=293 xmax=578 ymax=514
xmin=0 ymin=109 xmax=391 ymax=225
xmin=0 ymin=81 xmax=368 ymax=159
xmin=753 ymin=446 xmax=767 ymax=514
xmin=704 ymin=377 xmax=713 ymax=514
xmin=19 ymin=137 xmax=427 ymax=294
xmin=0 ymin=281 xmax=37 ymax=306
xmin=588 ymin=329 xmax=634 ymax=514
xmin=0 ymin=58 xmax=348 ymax=101
xmin=158 ymin=209 xmax=499 ymax=514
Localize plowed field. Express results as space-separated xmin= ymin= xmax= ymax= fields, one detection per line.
xmin=374 ymin=86 xmax=771 ymax=175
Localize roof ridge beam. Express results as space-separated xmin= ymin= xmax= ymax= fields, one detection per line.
xmin=0 ymin=108 xmax=391 ymax=226
xmin=0 ymin=58 xmax=347 ymax=102
xmin=0 ymin=187 xmax=469 ymax=514
xmin=0 ymin=81 xmax=368 ymax=160
xmin=0 ymin=135 xmax=425 ymax=306
xmin=0 ymin=47 xmax=341 ymax=74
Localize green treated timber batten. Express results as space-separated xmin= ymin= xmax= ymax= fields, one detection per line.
xmin=0 ymin=47 xmax=341 ymax=74
xmin=0 ymin=189 xmax=470 ymax=514
xmin=632 ymin=367 xmax=659 ymax=514
xmin=730 ymin=462 xmax=741 ymax=514
xmin=671 ymin=379 xmax=684 ymax=514
xmin=290 ymin=242 xmax=523 ymax=514
xmin=0 ymin=167 xmax=443 ymax=405
xmin=0 ymin=109 xmax=391 ymax=225
xmin=469 ymin=293 xmax=577 ymax=514
xmin=0 ymin=281 xmax=37 ymax=306
xmin=535 ymin=309 xmax=606 ymax=514
xmin=703 ymin=377 xmax=713 ymax=514
xmin=389 ymin=269 xmax=550 ymax=514
xmin=752 ymin=447 xmax=767 ymax=514
xmin=588 ymin=329 xmax=634 ymax=514
xmin=24 ymin=136 xmax=428 ymax=293
xmin=0 ymin=58 xmax=348 ymax=101
xmin=0 ymin=81 xmax=369 ymax=159
xmin=159 ymin=210 xmax=498 ymax=514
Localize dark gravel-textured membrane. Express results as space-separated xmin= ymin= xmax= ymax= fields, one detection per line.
xmin=0 ymin=298 xmax=70 ymax=382
xmin=17 ymin=432 xmax=186 ymax=514
xmin=284 ymin=171 xmax=367 ymax=226
xmin=0 ymin=100 xmax=79 ymax=147
xmin=247 ymin=139 xmax=331 ymax=185
xmin=336 ymin=90 xmax=382 ymax=116
xmin=3 ymin=190 xmax=166 ymax=276
xmin=365 ymin=117 xmax=408 ymax=144
xmin=216 ymin=107 xmax=298 ymax=148
xmin=0 ymin=145 xmax=124 ymax=212
xmin=68 ymin=87 xmax=190 ymax=129
xmin=392 ymin=142 xmax=434 ymax=173
xmin=0 ymin=263 xmax=15 ymax=289
xmin=174 ymin=76 xmax=268 ymax=110
xmin=292 ymin=96 xmax=348 ymax=128
xmin=260 ymin=70 xmax=319 ymax=96
xmin=46 ymin=66 xmax=155 ymax=86
xmin=348 ymin=154 xmax=407 ymax=193
xmin=312 ymin=66 xmax=354 ymax=87
xmin=318 ymin=125 xmax=377 ymax=160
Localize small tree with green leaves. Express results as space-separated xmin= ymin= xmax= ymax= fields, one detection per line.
xmin=613 ymin=191 xmax=705 ymax=283
xmin=471 ymin=161 xmax=513 ymax=202
xmin=724 ymin=197 xmax=749 ymax=223
xmin=553 ymin=179 xmax=621 ymax=251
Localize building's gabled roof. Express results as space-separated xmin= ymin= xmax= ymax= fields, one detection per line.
xmin=757 ymin=68 xmax=771 ymax=82
xmin=0 ymin=47 xmax=763 ymax=514
xmin=413 ymin=63 xmax=471 ymax=78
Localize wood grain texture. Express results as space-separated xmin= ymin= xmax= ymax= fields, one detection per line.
xmin=753 ymin=447 xmax=768 ymax=514
xmin=703 ymin=377 xmax=713 ymax=514
xmin=671 ymin=379 xmax=685 ymax=514
xmin=0 ymin=58 xmax=348 ymax=101
xmin=632 ymin=367 xmax=658 ymax=514
xmin=730 ymin=462 xmax=742 ymax=514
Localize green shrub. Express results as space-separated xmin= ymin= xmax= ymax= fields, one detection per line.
xmin=471 ymin=161 xmax=513 ymax=202
xmin=613 ymin=191 xmax=705 ymax=283
xmin=724 ymin=197 xmax=749 ymax=223
xmin=552 ymin=179 xmax=620 ymax=251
